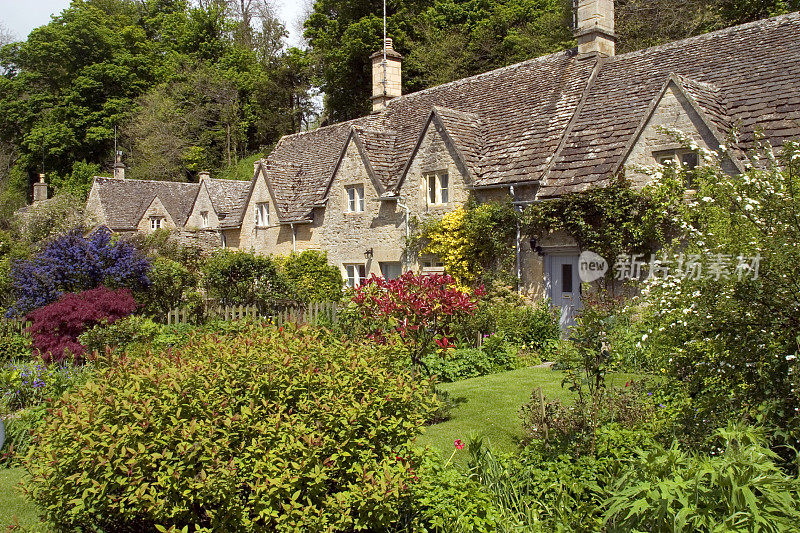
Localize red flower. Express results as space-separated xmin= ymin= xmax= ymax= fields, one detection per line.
xmin=454 ymin=439 xmax=464 ymax=450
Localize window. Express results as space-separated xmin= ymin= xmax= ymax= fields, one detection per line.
xmin=346 ymin=186 xmax=365 ymax=212
xmin=255 ymin=202 xmax=269 ymax=227
xmin=150 ymin=217 xmax=163 ymax=230
xmin=426 ymin=172 xmax=449 ymax=205
xmin=200 ymin=211 xmax=209 ymax=228
xmin=656 ymin=149 xmax=700 ymax=189
xmin=421 ymin=258 xmax=445 ymax=274
xmin=561 ymin=263 xmax=573 ymax=293
xmin=380 ymin=262 xmax=402 ymax=281
xmin=345 ymin=264 xmax=367 ymax=288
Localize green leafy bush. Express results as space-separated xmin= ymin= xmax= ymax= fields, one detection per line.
xmin=423 ymin=340 xmax=518 ymax=383
xmin=79 ymin=315 xmax=189 ymax=358
xmin=277 ymin=250 xmax=343 ymax=302
xmin=25 ymin=324 xmax=440 ymax=531
xmin=603 ymin=425 xmax=800 ymax=532
xmin=1 ymin=406 xmax=46 ymax=464
xmin=202 ymin=249 xmax=293 ymax=306
xmin=0 ymin=359 xmax=95 ymax=415
xmin=135 ymin=256 xmax=200 ymax=318
xmin=0 ymin=322 xmax=32 ymax=361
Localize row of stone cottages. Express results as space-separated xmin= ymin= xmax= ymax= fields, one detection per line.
xmin=63 ymin=3 xmax=800 ymax=326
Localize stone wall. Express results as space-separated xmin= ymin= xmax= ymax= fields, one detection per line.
xmin=136 ymin=197 xmax=177 ymax=233
xmin=185 ymin=183 xmax=220 ymax=230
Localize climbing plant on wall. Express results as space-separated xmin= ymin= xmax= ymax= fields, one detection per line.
xmin=409 ymin=201 xmax=518 ymax=287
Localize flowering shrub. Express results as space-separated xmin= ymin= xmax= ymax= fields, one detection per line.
xmin=9 ymin=227 xmax=150 ymax=316
xmin=0 ymin=360 xmax=95 ymax=415
xmin=639 ymin=139 xmax=800 ymax=448
xmin=26 ymin=286 xmax=138 ymax=364
xmin=25 ymin=324 xmax=439 ymax=531
xmin=349 ymin=271 xmax=480 ymax=370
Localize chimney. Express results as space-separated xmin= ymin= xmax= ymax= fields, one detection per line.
xmin=113 ymin=150 xmax=125 ymax=179
xmin=198 ymin=170 xmax=211 ymax=182
xmin=370 ymin=38 xmax=403 ymax=114
xmin=574 ymin=0 xmax=615 ymax=59
xmin=33 ymin=174 xmax=48 ymax=204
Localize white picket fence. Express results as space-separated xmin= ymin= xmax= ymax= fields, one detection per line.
xmin=165 ymin=301 xmax=338 ymax=326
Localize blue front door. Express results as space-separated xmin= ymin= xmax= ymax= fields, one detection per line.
xmin=547 ymin=254 xmax=581 ymax=330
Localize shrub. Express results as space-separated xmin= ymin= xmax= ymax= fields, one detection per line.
xmin=423 ymin=342 xmax=518 ymax=383
xmin=202 ymin=249 xmax=293 ymax=306
xmin=26 ymin=286 xmax=138 ymax=364
xmin=25 ymin=324 xmax=440 ymax=531
xmin=1 ymin=406 xmax=46 ymax=465
xmin=0 ymin=322 xmax=32 ymax=361
xmin=349 ymin=272 xmax=480 ymax=370
xmin=135 ymin=256 xmax=199 ymax=318
xmin=277 ymin=250 xmax=343 ymax=302
xmin=603 ymin=425 xmax=800 ymax=532
xmin=11 ymin=192 xmax=90 ymax=245
xmin=0 ymin=359 xmax=96 ymax=414
xmin=79 ymin=315 xmax=186 ymax=358
xmin=9 ymin=227 xmax=150 ymax=316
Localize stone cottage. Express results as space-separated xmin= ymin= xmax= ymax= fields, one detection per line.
xmin=86 ymin=1 xmax=800 ymax=324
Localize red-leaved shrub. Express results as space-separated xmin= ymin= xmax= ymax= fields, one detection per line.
xmin=26 ymin=286 xmax=137 ymax=364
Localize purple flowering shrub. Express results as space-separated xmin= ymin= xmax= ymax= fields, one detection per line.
xmin=8 ymin=228 xmax=150 ymax=316
xmin=26 ymin=286 xmax=138 ymax=364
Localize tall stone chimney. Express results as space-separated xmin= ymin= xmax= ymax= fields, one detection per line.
xmin=575 ymin=0 xmax=615 ymax=58
xmin=113 ymin=150 xmax=125 ymax=179
xmin=370 ymin=38 xmax=403 ymax=114
xmin=33 ymin=174 xmax=48 ymax=204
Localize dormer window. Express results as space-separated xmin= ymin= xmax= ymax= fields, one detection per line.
xmin=200 ymin=211 xmax=209 ymax=228
xmin=426 ymin=172 xmax=449 ymax=205
xmin=150 ymin=217 xmax=163 ymax=230
xmin=346 ymin=186 xmax=365 ymax=213
xmin=255 ymin=202 xmax=269 ymax=227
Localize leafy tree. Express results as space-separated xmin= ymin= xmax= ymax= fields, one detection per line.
xmin=9 ymin=228 xmax=150 ymax=316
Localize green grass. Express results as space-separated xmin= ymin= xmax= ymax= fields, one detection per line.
xmin=0 ymin=467 xmax=47 ymax=531
xmin=417 ymin=367 xmax=636 ymax=463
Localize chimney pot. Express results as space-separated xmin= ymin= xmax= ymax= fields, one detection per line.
xmin=198 ymin=171 xmax=211 ymax=182
xmin=113 ymin=151 xmax=125 ymax=179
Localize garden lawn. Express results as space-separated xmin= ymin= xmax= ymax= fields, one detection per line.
xmin=417 ymin=367 xmax=636 ymax=463
xmin=0 ymin=467 xmax=46 ymax=531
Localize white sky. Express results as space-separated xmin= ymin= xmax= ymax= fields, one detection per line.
xmin=0 ymin=0 xmax=307 ymax=46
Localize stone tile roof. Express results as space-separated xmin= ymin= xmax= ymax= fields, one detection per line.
xmin=540 ymin=12 xmax=800 ymax=196
xmin=90 ymin=177 xmax=200 ymax=230
xmin=203 ymin=178 xmax=250 ymax=218
xmin=236 ymin=11 xmax=800 ymax=222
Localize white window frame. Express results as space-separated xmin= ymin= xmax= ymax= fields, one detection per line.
xmin=200 ymin=211 xmax=209 ymax=228
xmin=421 ymin=258 xmax=445 ymax=274
xmin=150 ymin=217 xmax=163 ymax=230
xmin=255 ymin=202 xmax=270 ymax=227
xmin=344 ymin=264 xmax=367 ymax=288
xmin=425 ymin=172 xmax=449 ymax=205
xmin=655 ymin=149 xmax=700 ymax=189
xmin=346 ymin=185 xmax=365 ymax=213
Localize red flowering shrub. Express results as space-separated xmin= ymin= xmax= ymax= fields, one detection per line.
xmin=350 ymin=272 xmax=481 ymax=370
xmin=26 ymin=286 xmax=137 ymax=364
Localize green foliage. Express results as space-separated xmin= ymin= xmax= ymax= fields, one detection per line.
xmin=277 ymin=250 xmax=343 ymax=302
xmin=11 ymin=192 xmax=90 ymax=245
xmin=414 ymin=202 xmax=518 ymax=288
xmin=0 ymin=322 xmax=32 ymax=362
xmin=135 ymin=255 xmax=200 ymax=318
xmin=50 ymin=160 xmax=104 ymax=200
xmin=401 ymin=453 xmax=507 ymax=532
xmin=603 ymin=425 xmax=800 ymax=532
xmin=1 ymin=406 xmax=46 ymax=465
xmin=25 ymin=324 xmax=439 ymax=531
xmin=202 ymin=249 xmax=293 ymax=306
xmin=79 ymin=315 xmax=187 ymax=359
xmin=423 ymin=345 xmax=516 ymax=383
xmin=0 ymin=359 xmax=95 ymax=416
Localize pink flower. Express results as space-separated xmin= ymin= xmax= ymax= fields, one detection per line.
xmin=454 ymin=439 xmax=464 ymax=450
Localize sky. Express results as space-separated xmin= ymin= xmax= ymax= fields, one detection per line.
xmin=0 ymin=0 xmax=308 ymax=46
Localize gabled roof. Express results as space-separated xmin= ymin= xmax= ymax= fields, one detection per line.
xmin=202 ymin=178 xmax=250 ymax=218
xmin=89 ymin=177 xmax=200 ymax=231
xmin=540 ymin=12 xmax=800 ymax=197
